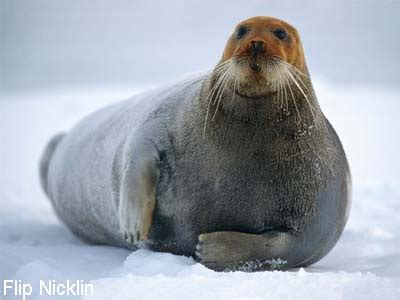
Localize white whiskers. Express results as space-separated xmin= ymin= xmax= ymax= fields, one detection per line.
xmin=203 ymin=59 xmax=234 ymax=137
xmin=271 ymin=57 xmax=317 ymax=126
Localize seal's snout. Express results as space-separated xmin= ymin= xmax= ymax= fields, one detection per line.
xmin=248 ymin=40 xmax=265 ymax=73
xmin=249 ymin=40 xmax=265 ymax=56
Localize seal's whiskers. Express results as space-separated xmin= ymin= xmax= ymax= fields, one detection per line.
xmin=203 ymin=60 xmax=233 ymax=137
xmin=272 ymin=57 xmax=317 ymax=125
xmin=282 ymin=70 xmax=302 ymax=122
xmin=285 ymin=69 xmax=317 ymax=125
xmin=212 ymin=65 xmax=233 ymax=120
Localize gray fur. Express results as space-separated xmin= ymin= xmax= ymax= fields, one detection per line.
xmin=40 ymin=73 xmax=350 ymax=271
xmin=39 ymin=132 xmax=65 ymax=197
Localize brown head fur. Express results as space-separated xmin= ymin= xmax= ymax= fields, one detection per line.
xmin=201 ymin=16 xmax=320 ymax=134
xmin=222 ymin=16 xmax=307 ymax=74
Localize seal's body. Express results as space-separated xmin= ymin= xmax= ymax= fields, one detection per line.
xmin=40 ymin=16 xmax=350 ymax=271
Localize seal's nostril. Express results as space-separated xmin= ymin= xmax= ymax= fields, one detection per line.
xmin=250 ymin=41 xmax=265 ymax=55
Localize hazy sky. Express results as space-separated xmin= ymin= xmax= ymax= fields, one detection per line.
xmin=1 ymin=0 xmax=399 ymax=91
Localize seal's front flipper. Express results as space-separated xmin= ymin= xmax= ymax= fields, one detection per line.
xmin=118 ymin=141 xmax=160 ymax=246
xmin=195 ymin=231 xmax=292 ymax=271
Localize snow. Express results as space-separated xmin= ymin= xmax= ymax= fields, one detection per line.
xmin=1 ymin=81 xmax=400 ymax=299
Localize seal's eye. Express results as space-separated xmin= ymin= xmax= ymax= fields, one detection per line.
xmin=273 ymin=29 xmax=288 ymax=40
xmin=236 ymin=26 xmax=248 ymax=39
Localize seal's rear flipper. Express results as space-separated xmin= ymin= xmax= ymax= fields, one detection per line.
xmin=39 ymin=133 xmax=65 ymax=197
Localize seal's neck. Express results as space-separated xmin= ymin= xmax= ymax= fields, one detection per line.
xmin=195 ymin=75 xmax=325 ymax=151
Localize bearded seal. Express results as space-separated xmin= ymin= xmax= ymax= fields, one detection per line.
xmin=40 ymin=16 xmax=350 ymax=271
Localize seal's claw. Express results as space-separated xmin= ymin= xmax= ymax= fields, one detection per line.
xmin=121 ymin=229 xmax=138 ymax=245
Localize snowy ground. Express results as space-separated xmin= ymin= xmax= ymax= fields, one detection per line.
xmin=1 ymin=80 xmax=400 ymax=300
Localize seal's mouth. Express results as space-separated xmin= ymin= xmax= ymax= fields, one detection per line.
xmin=234 ymin=56 xmax=269 ymax=75
xmin=209 ymin=55 xmax=288 ymax=101
xmin=235 ymin=89 xmax=277 ymax=100
xmin=249 ymin=62 xmax=262 ymax=73
xmin=231 ymin=55 xmax=280 ymax=97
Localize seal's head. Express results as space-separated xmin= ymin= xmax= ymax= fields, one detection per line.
xmin=203 ymin=16 xmax=318 ymax=134
xmin=208 ymin=16 xmax=309 ymax=101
